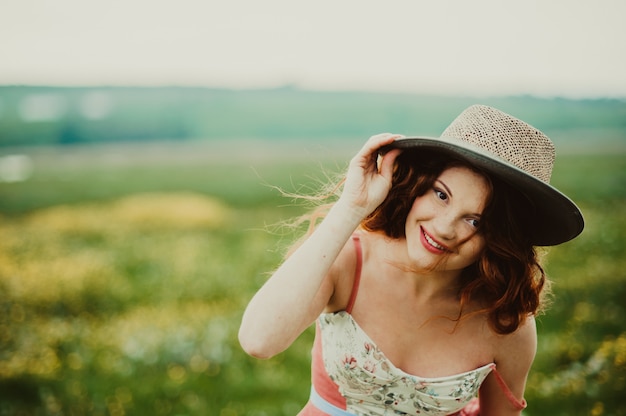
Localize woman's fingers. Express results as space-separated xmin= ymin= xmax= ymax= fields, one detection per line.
xmin=352 ymin=133 xmax=403 ymax=170
xmin=360 ymin=133 xmax=401 ymax=158
xmin=340 ymin=133 xmax=404 ymax=216
xmin=378 ymin=147 xmax=402 ymax=179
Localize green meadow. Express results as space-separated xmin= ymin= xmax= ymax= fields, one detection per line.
xmin=0 ymin=139 xmax=624 ymax=416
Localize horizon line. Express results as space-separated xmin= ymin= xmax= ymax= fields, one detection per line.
xmin=1 ymin=84 xmax=625 ymax=101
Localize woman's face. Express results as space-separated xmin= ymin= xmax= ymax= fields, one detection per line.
xmin=404 ymin=165 xmax=490 ymax=273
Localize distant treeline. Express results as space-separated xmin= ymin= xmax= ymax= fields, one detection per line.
xmin=0 ymin=86 xmax=624 ymax=148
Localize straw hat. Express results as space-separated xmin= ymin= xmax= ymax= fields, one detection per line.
xmin=383 ymin=104 xmax=584 ymax=246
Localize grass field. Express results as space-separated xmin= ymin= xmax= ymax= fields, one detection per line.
xmin=0 ymin=140 xmax=625 ymax=415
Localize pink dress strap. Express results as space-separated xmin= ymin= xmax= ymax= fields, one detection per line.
xmin=459 ymin=366 xmax=527 ymax=415
xmin=491 ymin=367 xmax=527 ymax=410
xmin=345 ymin=234 xmax=362 ymax=314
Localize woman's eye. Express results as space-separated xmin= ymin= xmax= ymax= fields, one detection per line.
xmin=434 ymin=189 xmax=448 ymax=201
xmin=467 ymin=218 xmax=480 ymax=228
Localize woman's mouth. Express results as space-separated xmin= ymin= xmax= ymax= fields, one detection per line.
xmin=420 ymin=227 xmax=450 ymax=254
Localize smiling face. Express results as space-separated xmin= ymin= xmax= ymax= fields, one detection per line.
xmin=404 ymin=165 xmax=491 ymax=274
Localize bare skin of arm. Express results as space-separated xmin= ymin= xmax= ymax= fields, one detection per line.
xmin=238 ymin=134 xmax=402 ymax=358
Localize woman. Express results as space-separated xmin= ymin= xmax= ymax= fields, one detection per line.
xmin=239 ymin=105 xmax=584 ymax=415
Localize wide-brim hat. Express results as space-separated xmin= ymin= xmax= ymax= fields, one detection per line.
xmin=382 ymin=104 xmax=584 ymax=246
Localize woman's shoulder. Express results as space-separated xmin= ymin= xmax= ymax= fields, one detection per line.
xmin=493 ymin=315 xmax=537 ymax=365
xmin=459 ymin=310 xmax=536 ymax=370
xmin=325 ymin=230 xmax=392 ymax=312
xmin=324 ymin=233 xmax=364 ymax=312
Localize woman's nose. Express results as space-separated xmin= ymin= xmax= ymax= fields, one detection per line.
xmin=432 ymin=211 xmax=457 ymax=241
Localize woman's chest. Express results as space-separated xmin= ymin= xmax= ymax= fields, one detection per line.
xmin=350 ymin=281 xmax=495 ymax=378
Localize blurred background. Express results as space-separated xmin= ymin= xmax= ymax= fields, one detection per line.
xmin=0 ymin=0 xmax=625 ymax=415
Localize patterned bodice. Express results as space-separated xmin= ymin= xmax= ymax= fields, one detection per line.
xmin=318 ymin=311 xmax=495 ymax=415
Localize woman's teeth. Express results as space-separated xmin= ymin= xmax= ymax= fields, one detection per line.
xmin=424 ymin=231 xmax=446 ymax=251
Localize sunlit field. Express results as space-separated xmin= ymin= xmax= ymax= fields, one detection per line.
xmin=0 ymin=140 xmax=625 ymax=415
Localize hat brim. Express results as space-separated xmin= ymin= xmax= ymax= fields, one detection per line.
xmin=381 ymin=136 xmax=584 ymax=246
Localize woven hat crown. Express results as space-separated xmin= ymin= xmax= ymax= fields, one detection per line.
xmin=440 ymin=105 xmax=555 ymax=183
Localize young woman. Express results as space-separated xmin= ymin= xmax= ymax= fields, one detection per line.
xmin=239 ymin=105 xmax=584 ymax=415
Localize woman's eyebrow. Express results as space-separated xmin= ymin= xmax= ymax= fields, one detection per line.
xmin=436 ymin=179 xmax=453 ymax=198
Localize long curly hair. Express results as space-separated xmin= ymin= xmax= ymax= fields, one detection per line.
xmin=361 ymin=149 xmax=550 ymax=334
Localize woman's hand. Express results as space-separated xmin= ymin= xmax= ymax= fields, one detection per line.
xmin=339 ymin=133 xmax=403 ymax=218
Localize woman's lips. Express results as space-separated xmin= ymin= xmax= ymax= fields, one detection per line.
xmin=420 ymin=227 xmax=450 ymax=254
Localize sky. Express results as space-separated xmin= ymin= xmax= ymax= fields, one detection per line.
xmin=1 ymin=0 xmax=625 ymax=98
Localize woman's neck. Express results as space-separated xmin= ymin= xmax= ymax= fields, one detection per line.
xmin=372 ymin=232 xmax=464 ymax=302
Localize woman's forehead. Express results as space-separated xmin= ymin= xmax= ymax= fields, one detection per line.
xmin=437 ymin=166 xmax=492 ymax=203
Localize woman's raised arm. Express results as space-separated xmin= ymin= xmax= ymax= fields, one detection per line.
xmin=238 ymin=134 xmax=402 ymax=359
